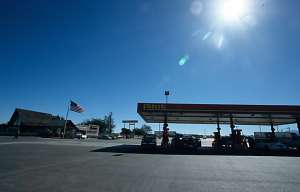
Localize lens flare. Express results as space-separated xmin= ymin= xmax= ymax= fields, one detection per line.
xmin=203 ymin=31 xmax=212 ymax=41
xmin=179 ymin=55 xmax=189 ymax=66
xmin=217 ymin=35 xmax=224 ymax=48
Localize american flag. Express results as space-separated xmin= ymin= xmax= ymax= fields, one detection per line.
xmin=70 ymin=101 xmax=84 ymax=113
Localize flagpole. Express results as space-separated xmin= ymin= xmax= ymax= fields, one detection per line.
xmin=63 ymin=100 xmax=70 ymax=139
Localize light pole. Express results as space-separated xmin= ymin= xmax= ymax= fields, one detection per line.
xmin=108 ymin=112 xmax=112 ymax=134
xmin=165 ymin=91 xmax=169 ymax=104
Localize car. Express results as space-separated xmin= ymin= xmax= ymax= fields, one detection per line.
xmin=141 ymin=134 xmax=157 ymax=149
xmin=255 ymin=141 xmax=287 ymax=151
xmin=99 ymin=135 xmax=112 ymax=140
xmin=74 ymin=132 xmax=87 ymax=139
xmin=212 ymin=136 xmax=232 ymax=149
xmin=269 ymin=142 xmax=288 ymax=150
xmin=74 ymin=132 xmax=83 ymax=139
xmin=171 ymin=134 xmax=201 ymax=150
xmin=81 ymin=134 xmax=87 ymax=139
xmin=278 ymin=134 xmax=300 ymax=150
xmin=117 ymin=135 xmax=123 ymax=139
xmin=171 ymin=134 xmax=184 ymax=149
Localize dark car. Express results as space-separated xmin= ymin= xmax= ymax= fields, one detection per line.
xmin=171 ymin=134 xmax=201 ymax=150
xmin=74 ymin=132 xmax=83 ymax=139
xmin=171 ymin=134 xmax=184 ymax=149
xmin=141 ymin=134 xmax=157 ymax=149
xmin=98 ymin=135 xmax=112 ymax=140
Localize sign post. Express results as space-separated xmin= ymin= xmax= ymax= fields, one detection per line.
xmin=122 ymin=120 xmax=138 ymax=130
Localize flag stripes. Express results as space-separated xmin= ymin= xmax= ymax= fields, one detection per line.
xmin=70 ymin=101 xmax=84 ymax=113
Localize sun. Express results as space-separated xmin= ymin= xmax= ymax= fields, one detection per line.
xmin=219 ymin=0 xmax=249 ymax=24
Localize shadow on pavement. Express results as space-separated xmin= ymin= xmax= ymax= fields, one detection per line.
xmin=91 ymin=145 xmax=300 ymax=157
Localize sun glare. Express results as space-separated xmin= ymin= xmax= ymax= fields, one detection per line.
xmin=220 ymin=0 xmax=249 ymax=23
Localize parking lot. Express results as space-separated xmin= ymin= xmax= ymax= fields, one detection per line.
xmin=1 ymin=136 xmax=300 ymax=192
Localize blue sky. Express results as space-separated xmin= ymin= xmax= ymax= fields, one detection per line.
xmin=1 ymin=0 xmax=300 ymax=135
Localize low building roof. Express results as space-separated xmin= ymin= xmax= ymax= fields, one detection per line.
xmin=9 ymin=108 xmax=76 ymax=128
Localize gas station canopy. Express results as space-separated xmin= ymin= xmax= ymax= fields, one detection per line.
xmin=137 ymin=103 xmax=300 ymax=126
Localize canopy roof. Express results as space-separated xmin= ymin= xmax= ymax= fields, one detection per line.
xmin=137 ymin=103 xmax=300 ymax=125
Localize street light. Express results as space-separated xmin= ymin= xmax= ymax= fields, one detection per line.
xmin=165 ymin=91 xmax=170 ymax=103
xmin=164 ymin=90 xmax=170 ymax=124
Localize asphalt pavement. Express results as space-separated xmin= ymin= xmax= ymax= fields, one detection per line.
xmin=0 ymin=136 xmax=300 ymax=192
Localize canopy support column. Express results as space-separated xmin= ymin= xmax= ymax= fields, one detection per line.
xmin=230 ymin=116 xmax=235 ymax=135
xmin=162 ymin=113 xmax=169 ymax=148
xmin=230 ymin=116 xmax=236 ymax=149
xmin=270 ymin=121 xmax=275 ymax=141
xmin=217 ymin=120 xmax=221 ymax=134
xmin=213 ymin=116 xmax=221 ymax=149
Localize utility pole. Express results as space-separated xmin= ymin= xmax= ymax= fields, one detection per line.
xmin=108 ymin=112 xmax=112 ymax=134
xmin=63 ymin=101 xmax=70 ymax=139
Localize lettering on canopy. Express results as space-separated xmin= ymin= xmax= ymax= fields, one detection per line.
xmin=143 ymin=104 xmax=166 ymax=111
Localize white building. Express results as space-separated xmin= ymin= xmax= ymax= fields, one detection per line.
xmin=77 ymin=124 xmax=100 ymax=138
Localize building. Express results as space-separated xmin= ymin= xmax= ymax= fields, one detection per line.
xmin=77 ymin=124 xmax=100 ymax=138
xmin=7 ymin=108 xmax=78 ymax=137
xmin=0 ymin=123 xmax=8 ymax=135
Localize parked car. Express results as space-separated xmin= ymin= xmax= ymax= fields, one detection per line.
xmin=212 ymin=136 xmax=232 ymax=149
xmin=278 ymin=134 xmax=300 ymax=150
xmin=285 ymin=138 xmax=300 ymax=150
xmin=270 ymin=142 xmax=288 ymax=150
xmin=117 ymin=135 xmax=123 ymax=139
xmin=141 ymin=134 xmax=157 ymax=149
xmin=99 ymin=135 xmax=112 ymax=140
xmin=74 ymin=132 xmax=83 ymax=139
xmin=74 ymin=132 xmax=87 ymax=139
xmin=171 ymin=134 xmax=201 ymax=150
xmin=81 ymin=134 xmax=87 ymax=139
xmin=255 ymin=141 xmax=287 ymax=151
xmin=255 ymin=132 xmax=300 ymax=150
